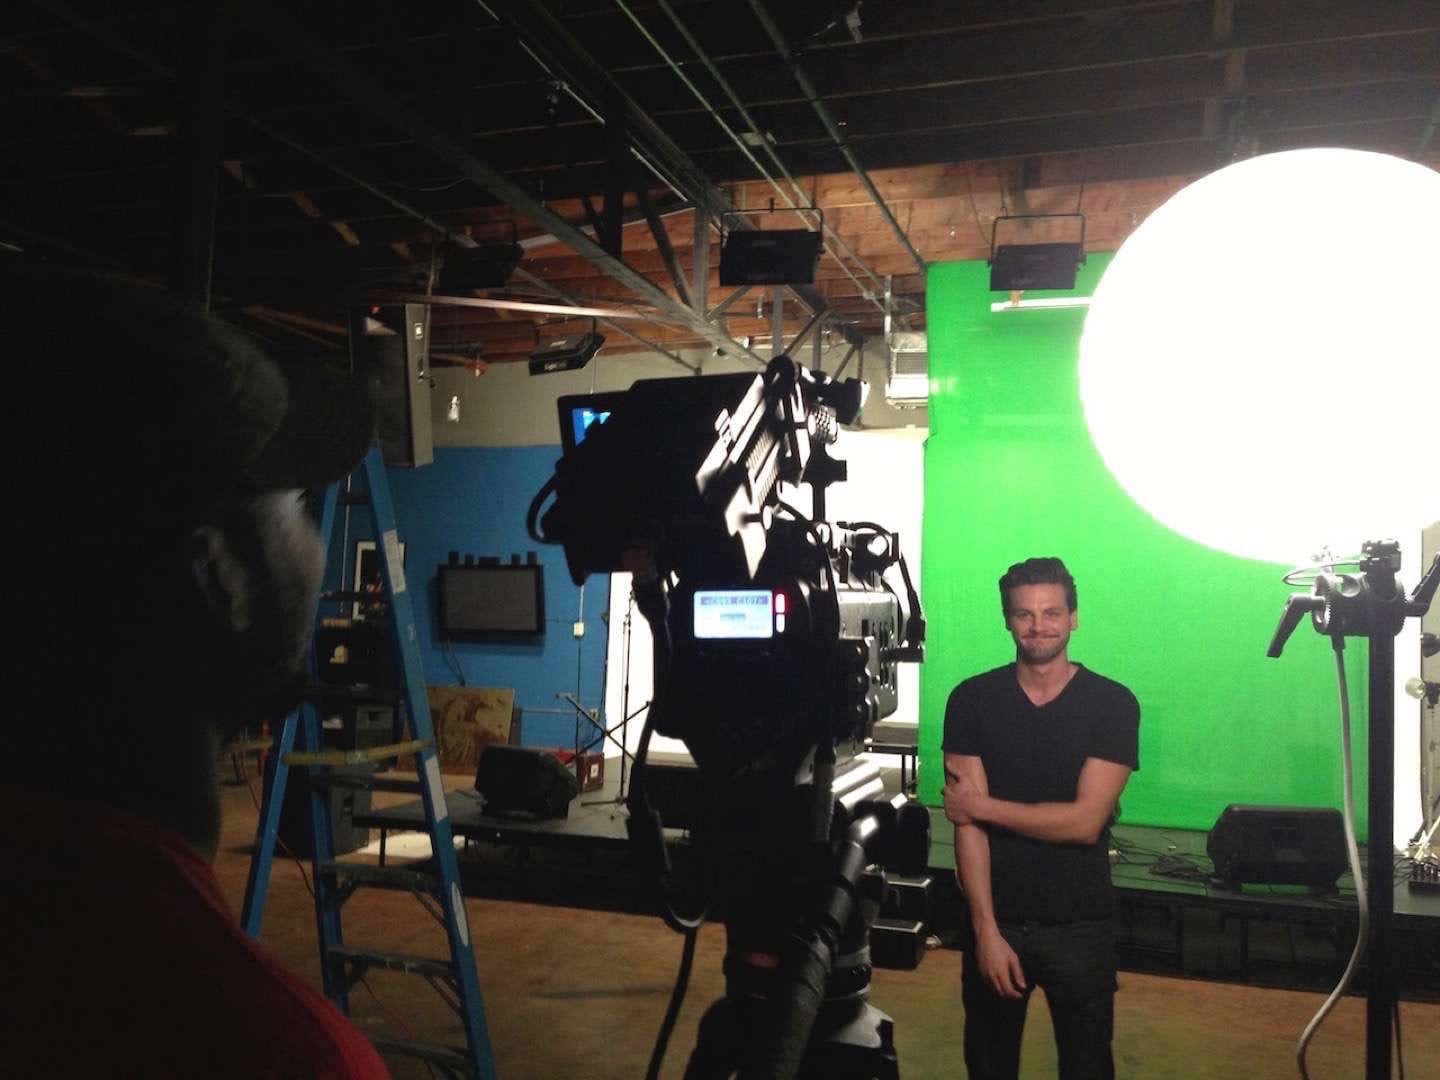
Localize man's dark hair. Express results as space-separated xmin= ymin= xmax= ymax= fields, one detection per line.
xmin=999 ymin=556 xmax=1077 ymax=613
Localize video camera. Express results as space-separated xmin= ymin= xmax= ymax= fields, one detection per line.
xmin=527 ymin=355 xmax=925 ymax=1079
xmin=528 ymin=355 xmax=924 ymax=781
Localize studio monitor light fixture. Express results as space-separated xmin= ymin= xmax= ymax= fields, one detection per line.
xmin=988 ymin=213 xmax=1086 ymax=292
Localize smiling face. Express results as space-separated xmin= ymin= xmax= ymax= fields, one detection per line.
xmin=1005 ymin=582 xmax=1078 ymax=666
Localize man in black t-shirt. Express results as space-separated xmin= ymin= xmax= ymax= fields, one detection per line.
xmin=942 ymin=557 xmax=1139 ymax=1080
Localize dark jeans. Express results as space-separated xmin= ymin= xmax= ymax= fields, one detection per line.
xmin=961 ymin=917 xmax=1118 ymax=1080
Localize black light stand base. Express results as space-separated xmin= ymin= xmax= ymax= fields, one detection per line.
xmin=683 ymin=996 xmax=898 ymax=1080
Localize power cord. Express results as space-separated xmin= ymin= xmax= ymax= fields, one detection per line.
xmin=1295 ymin=646 xmax=1368 ymax=1080
xmin=646 ymin=925 xmax=699 ymax=1080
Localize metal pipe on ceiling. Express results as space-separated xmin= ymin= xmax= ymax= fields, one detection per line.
xmin=475 ymin=0 xmax=717 ymax=226
xmin=26 ymin=1 xmax=703 ymax=371
xmin=247 ymin=5 xmax=768 ymax=366
xmin=481 ymin=0 xmax=863 ymax=346
xmin=634 ymin=0 xmax=890 ymax=310
xmin=511 ymin=267 xmax=699 ymax=372
xmin=373 ymin=291 xmax=663 ymax=320
xmin=52 ymin=0 xmax=766 ymax=366
xmin=746 ymin=0 xmax=927 ymax=277
xmin=27 ymin=0 xmax=466 ymax=249
xmin=472 ymin=0 xmax=699 ymax=213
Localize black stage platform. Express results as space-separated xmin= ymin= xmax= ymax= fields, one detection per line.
xmin=351 ymin=756 xmax=1440 ymax=999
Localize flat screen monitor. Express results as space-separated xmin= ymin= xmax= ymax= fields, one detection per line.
xmin=437 ymin=563 xmax=545 ymax=639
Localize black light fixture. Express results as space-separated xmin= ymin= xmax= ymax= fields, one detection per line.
xmin=437 ymin=242 xmax=524 ymax=293
xmin=528 ymin=320 xmax=605 ymax=376
xmin=718 ymin=207 xmax=824 ymax=286
xmin=988 ymin=213 xmax=1086 ymax=291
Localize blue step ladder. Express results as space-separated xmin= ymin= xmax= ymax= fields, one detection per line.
xmin=240 ymin=447 xmax=497 ymax=1080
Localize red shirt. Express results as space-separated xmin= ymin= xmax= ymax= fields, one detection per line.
xmin=0 ymin=785 xmax=391 ymax=1078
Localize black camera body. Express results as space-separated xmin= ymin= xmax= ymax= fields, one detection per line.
xmin=662 ymin=526 xmax=904 ymax=784
xmin=528 ymin=355 xmax=924 ymax=1078
xmin=529 ymin=356 xmax=922 ymax=778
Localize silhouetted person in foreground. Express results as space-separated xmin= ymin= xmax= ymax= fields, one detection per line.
xmin=2 ymin=266 xmax=390 ymax=1078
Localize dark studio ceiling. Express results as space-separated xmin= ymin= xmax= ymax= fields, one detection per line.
xmin=2 ymin=0 xmax=1438 ymax=370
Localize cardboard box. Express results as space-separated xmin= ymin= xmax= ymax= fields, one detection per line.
xmin=551 ymin=749 xmax=605 ymax=792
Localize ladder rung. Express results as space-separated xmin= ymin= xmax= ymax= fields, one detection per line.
xmin=368 ymin=1035 xmax=473 ymax=1072
xmin=329 ymin=945 xmax=455 ymax=980
xmin=285 ymin=738 xmax=431 ymax=768
xmin=319 ymin=589 xmax=384 ymax=603
xmin=308 ymin=772 xmax=425 ymax=794
xmin=320 ymin=861 xmax=438 ymax=893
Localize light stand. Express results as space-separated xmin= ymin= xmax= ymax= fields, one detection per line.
xmin=1268 ymin=541 xmax=1440 ymax=1080
xmin=579 ymin=588 xmax=648 ymax=807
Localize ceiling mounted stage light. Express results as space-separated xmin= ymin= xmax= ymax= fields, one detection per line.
xmin=437 ymin=242 xmax=523 ymax=292
xmin=718 ymin=207 xmax=823 ymax=286
xmin=989 ymin=213 xmax=1086 ymax=291
xmin=1079 ymin=148 xmax=1440 ymax=565
xmin=528 ymin=328 xmax=605 ymax=376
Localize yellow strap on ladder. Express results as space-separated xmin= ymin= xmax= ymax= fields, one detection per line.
xmin=284 ymin=737 xmax=432 ymax=768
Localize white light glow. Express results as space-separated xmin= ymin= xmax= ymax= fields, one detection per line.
xmin=1080 ymin=149 xmax=1440 ymax=565
xmin=885 ymin=371 xmax=930 ymax=405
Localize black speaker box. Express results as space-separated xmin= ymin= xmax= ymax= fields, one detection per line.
xmin=278 ymin=764 xmax=374 ymax=856
xmin=475 ymin=745 xmax=580 ymax=819
xmin=871 ymin=918 xmax=927 ymax=970
xmin=1207 ymin=804 xmax=1347 ymax=889
xmin=350 ymin=304 xmax=432 ymax=467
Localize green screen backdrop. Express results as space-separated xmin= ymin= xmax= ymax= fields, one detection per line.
xmin=916 ymin=258 xmax=1368 ymax=835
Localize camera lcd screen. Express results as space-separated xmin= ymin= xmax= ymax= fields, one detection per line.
xmin=556 ymin=391 xmax=627 ymax=453
xmin=569 ymin=405 xmax=611 ymax=448
xmin=694 ymin=589 xmax=773 ymax=639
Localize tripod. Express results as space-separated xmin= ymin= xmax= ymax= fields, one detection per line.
xmin=680 ymin=760 xmax=899 ymax=1080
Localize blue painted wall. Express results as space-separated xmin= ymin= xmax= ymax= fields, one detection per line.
xmin=323 ymin=446 xmax=610 ymax=751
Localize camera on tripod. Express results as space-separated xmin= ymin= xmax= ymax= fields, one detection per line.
xmin=527 ymin=355 xmax=927 ymax=1078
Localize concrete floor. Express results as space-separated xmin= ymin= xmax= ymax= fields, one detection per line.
xmin=218 ymin=767 xmax=1440 ymax=1079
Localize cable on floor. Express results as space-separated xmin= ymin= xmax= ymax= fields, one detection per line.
xmin=1295 ymin=646 xmax=1368 ymax=1080
xmin=645 ymin=924 xmax=700 ymax=1080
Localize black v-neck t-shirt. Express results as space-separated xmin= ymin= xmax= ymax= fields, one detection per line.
xmin=943 ymin=663 xmax=1140 ymax=922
